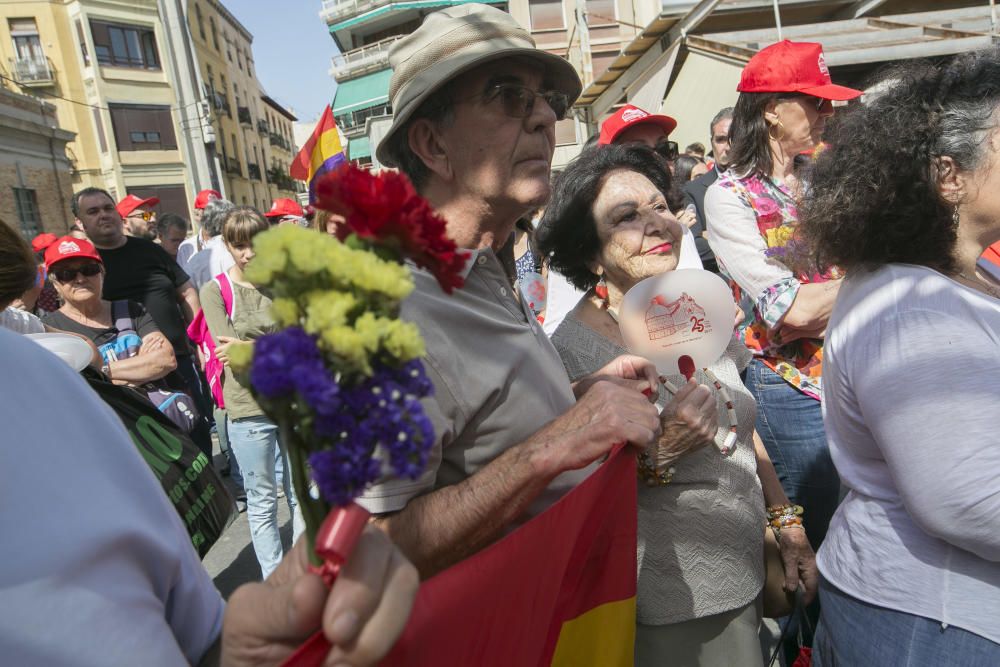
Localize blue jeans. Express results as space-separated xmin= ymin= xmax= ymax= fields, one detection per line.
xmin=228 ymin=415 xmax=304 ymax=578
xmin=814 ymin=577 xmax=1000 ymax=665
xmin=744 ymin=359 xmax=839 ymax=550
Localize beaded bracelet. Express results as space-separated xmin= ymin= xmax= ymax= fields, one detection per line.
xmin=637 ymin=448 xmax=675 ymax=486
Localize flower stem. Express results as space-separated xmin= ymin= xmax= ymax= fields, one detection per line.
xmin=281 ymin=416 xmax=328 ymax=567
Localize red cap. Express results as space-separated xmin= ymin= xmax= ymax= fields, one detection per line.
xmin=265 ymin=198 xmax=305 ymax=219
xmin=737 ymin=40 xmax=862 ymax=101
xmin=599 ymin=104 xmax=677 ymax=146
xmin=44 ymin=236 xmax=103 ymax=270
xmin=194 ymin=189 xmax=221 ymax=209
xmin=31 ymin=232 xmax=58 ymax=253
xmin=116 ymin=194 xmax=160 ymax=218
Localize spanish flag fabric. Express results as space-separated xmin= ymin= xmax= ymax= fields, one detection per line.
xmin=381 ymin=448 xmax=637 ymax=666
xmin=289 ymin=105 xmax=345 ymax=204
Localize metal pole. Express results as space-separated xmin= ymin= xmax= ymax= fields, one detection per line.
xmin=773 ymin=0 xmax=783 ymax=41
xmin=575 ymin=0 xmax=593 ymax=88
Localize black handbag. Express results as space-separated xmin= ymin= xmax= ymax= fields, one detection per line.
xmin=82 ymin=367 xmax=236 ymax=557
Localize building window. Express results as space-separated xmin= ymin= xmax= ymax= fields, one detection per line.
xmin=109 ymin=104 xmax=177 ymax=150
xmin=586 ymin=0 xmax=616 ymax=26
xmin=90 ymin=20 xmax=160 ymax=69
xmin=13 ymin=188 xmax=41 ymax=238
xmin=528 ymin=0 xmax=564 ymax=30
xmin=210 ymin=17 xmax=219 ymax=50
xmin=75 ymin=19 xmax=90 ymax=66
xmin=237 ymin=47 xmax=243 ymax=70
xmin=194 ymin=4 xmax=205 ymax=40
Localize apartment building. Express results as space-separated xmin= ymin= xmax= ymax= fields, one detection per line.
xmin=322 ymin=0 xmax=664 ymax=169
xmin=0 ymin=0 xmax=206 ymax=216
xmin=187 ymin=0 xmax=300 ymax=210
xmin=0 ymin=86 xmax=74 ymax=237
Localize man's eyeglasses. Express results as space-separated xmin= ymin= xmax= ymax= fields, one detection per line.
xmin=52 ymin=263 xmax=102 ymax=282
xmin=477 ymin=83 xmax=570 ymax=121
xmin=128 ymin=211 xmax=155 ymax=222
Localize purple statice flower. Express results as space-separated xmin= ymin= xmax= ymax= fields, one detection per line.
xmin=293 ymin=363 xmax=341 ymax=416
xmin=308 ymin=444 xmax=382 ymax=507
xmin=251 ymin=327 xmax=323 ymax=400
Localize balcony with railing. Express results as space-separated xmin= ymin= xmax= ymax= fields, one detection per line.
xmin=247 ymin=162 xmax=262 ymax=181
xmin=269 ymin=132 xmax=290 ymax=151
xmin=211 ymin=92 xmax=231 ymax=116
xmin=224 ymin=156 xmax=242 ymax=176
xmin=257 ymin=119 xmax=269 ymax=135
xmin=320 ymin=0 xmax=394 ymax=24
xmin=329 ymin=35 xmax=403 ymax=81
xmin=267 ymin=166 xmax=296 ymax=191
xmin=9 ymin=55 xmax=55 ymax=86
xmin=238 ymin=106 xmax=252 ymax=126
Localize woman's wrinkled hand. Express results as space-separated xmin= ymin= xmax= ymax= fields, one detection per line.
xmin=778 ymin=525 xmax=818 ymax=605
xmin=655 ymin=379 xmax=717 ymax=469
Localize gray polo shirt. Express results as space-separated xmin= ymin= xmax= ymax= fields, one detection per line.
xmin=357 ymin=250 xmax=595 ymax=518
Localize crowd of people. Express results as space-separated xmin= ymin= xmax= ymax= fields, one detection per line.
xmin=2 ymin=2 xmax=999 ymax=665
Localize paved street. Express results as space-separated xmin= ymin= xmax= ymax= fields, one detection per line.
xmin=201 ymin=449 xmax=296 ymax=599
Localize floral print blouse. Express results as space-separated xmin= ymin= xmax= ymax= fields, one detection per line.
xmin=704 ymin=170 xmax=843 ymax=400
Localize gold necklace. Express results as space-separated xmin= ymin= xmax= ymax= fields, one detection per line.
xmin=957 ymin=272 xmax=1000 ymax=299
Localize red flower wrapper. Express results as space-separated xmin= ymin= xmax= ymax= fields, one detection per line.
xmin=314 ymin=165 xmax=468 ymax=293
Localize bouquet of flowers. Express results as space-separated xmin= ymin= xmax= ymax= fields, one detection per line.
xmin=228 ymin=164 xmax=465 ymax=572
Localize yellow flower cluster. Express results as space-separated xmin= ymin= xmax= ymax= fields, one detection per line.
xmin=246 ymin=225 xmax=413 ymax=303
xmin=245 ymin=225 xmax=425 ymax=377
xmin=227 ymin=340 xmax=255 ymax=373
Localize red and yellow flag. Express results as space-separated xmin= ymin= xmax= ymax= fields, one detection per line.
xmin=289 ymin=105 xmax=345 ymax=204
xmin=381 ymin=448 xmax=637 ymax=666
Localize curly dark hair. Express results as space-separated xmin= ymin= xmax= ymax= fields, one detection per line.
xmin=801 ymin=48 xmax=1000 ymax=274
xmin=535 ymin=144 xmax=671 ymax=292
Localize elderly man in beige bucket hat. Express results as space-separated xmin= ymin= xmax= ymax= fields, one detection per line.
xmin=358 ymin=4 xmax=708 ymax=579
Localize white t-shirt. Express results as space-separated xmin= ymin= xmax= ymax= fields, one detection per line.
xmin=543 ymin=226 xmax=703 ymax=336
xmin=0 ymin=327 xmax=224 ymax=665
xmin=0 ymin=306 xmax=45 ymax=334
xmin=818 ymin=264 xmax=1000 ymax=644
xmin=184 ymin=235 xmax=235 ymax=291
xmin=176 ymin=234 xmax=202 ymax=270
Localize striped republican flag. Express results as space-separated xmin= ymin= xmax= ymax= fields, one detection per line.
xmin=381 ymin=447 xmax=638 ymax=667
xmin=979 ymin=241 xmax=1000 ymax=283
xmin=290 ymin=105 xmax=346 ymax=204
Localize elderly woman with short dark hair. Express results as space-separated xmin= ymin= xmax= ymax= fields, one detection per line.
xmin=538 ymin=143 xmax=816 ymax=666
xmin=798 ymin=49 xmax=1000 ymax=665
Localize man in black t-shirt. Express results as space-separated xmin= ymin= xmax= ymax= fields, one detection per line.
xmin=72 ymin=187 xmax=213 ymax=455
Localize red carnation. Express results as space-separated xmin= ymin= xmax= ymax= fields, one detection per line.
xmin=313 ymin=165 xmax=467 ymax=293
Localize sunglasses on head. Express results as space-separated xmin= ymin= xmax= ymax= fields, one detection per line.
xmin=52 ymin=263 xmax=102 ymax=282
xmin=478 ymin=83 xmax=570 ymax=121
xmin=128 ymin=210 xmax=155 ymax=222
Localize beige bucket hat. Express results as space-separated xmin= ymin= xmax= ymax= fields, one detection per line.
xmin=375 ymin=3 xmax=582 ymax=167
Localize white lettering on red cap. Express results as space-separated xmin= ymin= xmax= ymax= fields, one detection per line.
xmin=621 ymin=108 xmax=649 ymax=123
xmin=58 ymin=241 xmax=81 ymax=255
xmin=818 ymin=53 xmax=830 ymax=77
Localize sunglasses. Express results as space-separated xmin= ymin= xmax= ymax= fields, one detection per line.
xmin=52 ymin=263 xmax=102 ymax=282
xmin=780 ymin=94 xmax=829 ymax=112
xmin=478 ymin=83 xmax=570 ymax=121
xmin=128 ymin=210 xmax=155 ymax=222
xmin=654 ymin=140 xmax=679 ymax=161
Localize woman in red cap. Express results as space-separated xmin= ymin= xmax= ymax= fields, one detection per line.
xmin=703 ymin=39 xmax=861 ymax=639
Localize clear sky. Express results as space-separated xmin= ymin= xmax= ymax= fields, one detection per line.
xmin=227 ymin=0 xmax=339 ymax=126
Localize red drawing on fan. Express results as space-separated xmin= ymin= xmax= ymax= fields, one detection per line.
xmin=645 ymin=293 xmax=712 ymax=342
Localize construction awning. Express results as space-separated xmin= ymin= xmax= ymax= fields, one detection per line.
xmin=332 ymin=68 xmax=392 ymax=117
